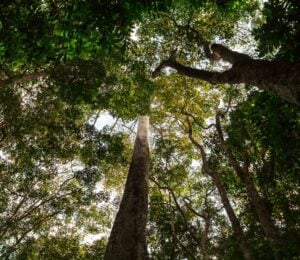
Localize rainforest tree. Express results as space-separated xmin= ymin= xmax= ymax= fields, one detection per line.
xmin=0 ymin=0 xmax=299 ymax=259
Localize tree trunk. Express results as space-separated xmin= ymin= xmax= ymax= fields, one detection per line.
xmin=153 ymin=43 xmax=300 ymax=106
xmin=215 ymin=113 xmax=281 ymax=254
xmin=186 ymin=125 xmax=255 ymax=260
xmin=195 ymin=142 xmax=254 ymax=260
xmin=209 ymin=170 xmax=254 ymax=260
xmin=104 ymin=116 xmax=150 ymax=260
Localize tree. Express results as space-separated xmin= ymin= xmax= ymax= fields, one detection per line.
xmin=153 ymin=42 xmax=300 ymax=106
xmin=0 ymin=1 xmax=160 ymax=256
xmin=253 ymin=0 xmax=300 ymax=62
xmin=149 ymin=1 xmax=300 ymax=106
xmin=0 ymin=0 xmax=299 ymax=258
xmin=0 ymin=124 xmax=129 ymax=258
xmin=148 ymin=133 xmax=219 ymax=259
xmin=104 ymin=116 xmax=150 ymax=259
xmin=186 ymin=117 xmax=255 ymax=260
xmin=224 ymin=91 xmax=300 ymax=258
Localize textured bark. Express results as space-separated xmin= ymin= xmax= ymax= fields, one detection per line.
xmin=153 ymin=43 xmax=300 ymax=106
xmin=215 ymin=113 xmax=281 ymax=253
xmin=104 ymin=116 xmax=150 ymax=260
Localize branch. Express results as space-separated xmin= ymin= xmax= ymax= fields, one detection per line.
xmin=184 ymin=116 xmax=210 ymax=171
xmin=211 ymin=44 xmax=252 ymax=64
xmin=0 ymin=65 xmax=14 ymax=79
xmin=1 ymin=211 xmax=60 ymax=259
xmin=170 ymin=221 xmax=197 ymax=260
xmin=91 ymin=110 xmax=101 ymax=127
xmin=159 ymin=13 xmax=217 ymax=61
xmin=215 ymin=112 xmax=245 ymax=177
xmin=0 ymin=177 xmax=74 ymax=239
xmin=181 ymin=110 xmax=215 ymax=130
xmin=152 ymin=42 xmax=255 ymax=85
xmin=182 ymin=198 xmax=207 ymax=220
xmin=0 ymin=71 xmax=49 ymax=87
xmin=150 ymin=177 xmax=202 ymax=246
xmin=110 ymin=117 xmax=120 ymax=131
xmin=152 ymin=59 xmax=219 ymax=83
xmin=182 ymin=25 xmax=217 ymax=61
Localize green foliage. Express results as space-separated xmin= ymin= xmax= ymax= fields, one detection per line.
xmin=14 ymin=236 xmax=107 ymax=260
xmin=80 ymin=125 xmax=128 ymax=167
xmin=108 ymin=61 xmax=158 ymax=120
xmin=51 ymin=60 xmax=112 ymax=106
xmin=15 ymin=236 xmax=85 ymax=260
xmin=0 ymin=76 xmax=130 ymax=258
xmin=0 ymin=0 xmax=172 ymax=70
xmin=0 ymin=0 xmax=299 ymax=258
xmin=0 ymin=122 xmax=129 ymax=258
xmin=206 ymin=91 xmax=300 ymax=258
xmin=254 ymin=0 xmax=300 ymax=61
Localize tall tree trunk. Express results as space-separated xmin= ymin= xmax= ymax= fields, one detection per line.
xmin=186 ymin=122 xmax=255 ymax=260
xmin=215 ymin=113 xmax=281 ymax=254
xmin=153 ymin=43 xmax=300 ymax=106
xmin=209 ymin=169 xmax=254 ymax=260
xmin=104 ymin=116 xmax=150 ymax=260
xmin=196 ymin=145 xmax=254 ymax=260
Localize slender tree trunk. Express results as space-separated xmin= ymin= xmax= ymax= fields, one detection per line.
xmin=194 ymin=143 xmax=254 ymax=260
xmin=215 ymin=113 xmax=281 ymax=253
xmin=199 ymin=213 xmax=210 ymax=260
xmin=186 ymin=123 xmax=255 ymax=260
xmin=153 ymin=43 xmax=300 ymax=106
xmin=209 ymin=170 xmax=254 ymax=260
xmin=104 ymin=116 xmax=150 ymax=260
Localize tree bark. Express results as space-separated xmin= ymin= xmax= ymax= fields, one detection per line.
xmin=153 ymin=43 xmax=300 ymax=106
xmin=104 ymin=116 xmax=150 ymax=260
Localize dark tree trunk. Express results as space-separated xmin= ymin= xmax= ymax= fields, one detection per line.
xmin=153 ymin=43 xmax=300 ymax=106
xmin=209 ymin=169 xmax=255 ymax=260
xmin=198 ymin=146 xmax=254 ymax=260
xmin=215 ymin=113 xmax=282 ymax=254
xmin=187 ymin=126 xmax=255 ymax=260
xmin=104 ymin=116 xmax=150 ymax=260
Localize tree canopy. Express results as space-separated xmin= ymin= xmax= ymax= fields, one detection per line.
xmin=0 ymin=0 xmax=299 ymax=259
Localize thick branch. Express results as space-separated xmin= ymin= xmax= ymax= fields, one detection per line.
xmin=152 ymin=59 xmax=221 ymax=84
xmin=152 ymin=43 xmax=300 ymax=106
xmin=0 ymin=71 xmax=49 ymax=87
xmin=211 ymin=44 xmax=252 ymax=64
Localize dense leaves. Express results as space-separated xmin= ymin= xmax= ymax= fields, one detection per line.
xmin=226 ymin=92 xmax=300 ymax=255
xmin=254 ymin=0 xmax=300 ymax=61
xmin=0 ymin=0 xmax=299 ymax=259
xmin=0 ymin=0 xmax=171 ymax=67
